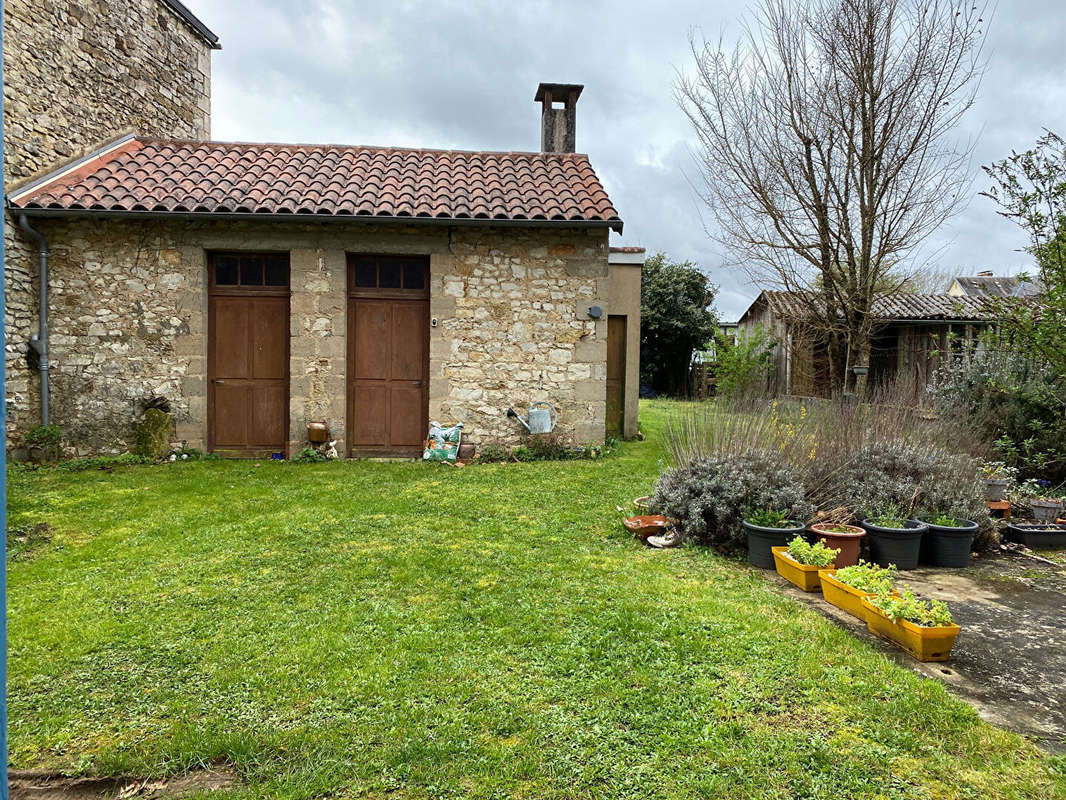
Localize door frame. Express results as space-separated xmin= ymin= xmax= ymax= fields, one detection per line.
xmin=207 ymin=251 xmax=291 ymax=457
xmin=345 ymin=254 xmax=431 ymax=458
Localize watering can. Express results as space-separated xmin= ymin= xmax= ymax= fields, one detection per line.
xmin=507 ymin=401 xmax=558 ymax=434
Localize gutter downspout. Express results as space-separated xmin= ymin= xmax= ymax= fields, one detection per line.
xmin=16 ymin=214 xmax=49 ymax=426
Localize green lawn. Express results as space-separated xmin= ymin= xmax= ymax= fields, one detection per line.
xmin=8 ymin=400 xmax=1064 ymax=799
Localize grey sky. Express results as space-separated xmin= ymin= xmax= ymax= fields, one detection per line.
xmin=187 ymin=0 xmax=1064 ymax=319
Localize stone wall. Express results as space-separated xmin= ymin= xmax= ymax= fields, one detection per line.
xmin=18 ymin=217 xmax=609 ymax=456
xmin=431 ymin=228 xmax=609 ymax=446
xmin=3 ymin=0 xmax=214 ymax=448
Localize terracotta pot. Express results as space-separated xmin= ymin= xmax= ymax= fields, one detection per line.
xmin=622 ymin=515 xmax=671 ymax=542
xmin=861 ymin=597 xmax=960 ymax=662
xmin=809 ymin=523 xmax=865 ymax=568
xmin=771 ymin=547 xmax=823 ymax=592
xmin=743 ymin=520 xmax=805 ymax=569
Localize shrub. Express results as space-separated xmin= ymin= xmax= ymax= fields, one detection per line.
xmin=744 ymin=508 xmax=794 ymax=528
xmin=651 ymin=449 xmax=815 ymax=549
xmin=930 ymin=344 xmax=1066 ymax=483
xmin=715 ymin=325 xmax=776 ymax=399
xmin=818 ymin=440 xmax=995 ymax=548
xmin=293 ymin=447 xmax=327 ymax=463
xmin=475 ymin=443 xmax=510 ymax=463
xmin=24 ymin=424 xmax=62 ymax=462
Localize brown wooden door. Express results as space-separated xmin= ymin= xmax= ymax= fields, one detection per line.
xmin=347 ymin=255 xmax=429 ymax=456
xmin=208 ymin=253 xmax=290 ymax=456
xmin=606 ymin=315 xmax=627 ymax=437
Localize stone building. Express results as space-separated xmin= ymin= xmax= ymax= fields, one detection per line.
xmin=3 ymin=0 xmax=217 ymax=446
xmin=4 ymin=3 xmax=640 ymax=457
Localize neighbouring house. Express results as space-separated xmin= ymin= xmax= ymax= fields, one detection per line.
xmin=3 ymin=1 xmax=641 ymax=458
xmin=948 ymin=270 xmax=1043 ymax=298
xmin=737 ymin=290 xmax=998 ymax=397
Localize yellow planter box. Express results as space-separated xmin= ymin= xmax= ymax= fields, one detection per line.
xmin=861 ymin=597 xmax=961 ymax=662
xmin=819 ymin=570 xmax=869 ymax=620
xmin=820 ymin=571 xmax=900 ymax=621
xmin=771 ymin=547 xmax=823 ymax=592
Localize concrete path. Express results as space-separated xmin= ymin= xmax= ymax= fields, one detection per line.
xmin=777 ymin=550 xmax=1066 ymax=751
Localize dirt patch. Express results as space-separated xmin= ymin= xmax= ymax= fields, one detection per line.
xmin=6 ymin=522 xmax=53 ymax=562
xmin=9 ymin=767 xmax=237 ymax=800
xmin=774 ymin=550 xmax=1066 ymax=752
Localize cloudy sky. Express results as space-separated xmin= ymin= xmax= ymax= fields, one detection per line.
xmin=187 ymin=0 xmax=1064 ymax=319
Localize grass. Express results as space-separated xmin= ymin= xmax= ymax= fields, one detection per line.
xmin=8 ymin=399 xmax=1065 ymax=799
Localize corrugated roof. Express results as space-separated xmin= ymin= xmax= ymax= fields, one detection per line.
xmin=952 ymin=275 xmax=1042 ymax=298
xmin=10 ymin=137 xmax=623 ymax=231
xmin=754 ymin=290 xmax=997 ymax=322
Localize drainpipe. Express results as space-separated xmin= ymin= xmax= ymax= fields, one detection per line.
xmin=17 ymin=214 xmax=49 ymax=426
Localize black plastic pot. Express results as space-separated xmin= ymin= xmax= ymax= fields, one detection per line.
xmin=921 ymin=519 xmax=978 ymax=568
xmin=862 ymin=519 xmax=928 ymax=570
xmin=1006 ymin=523 xmax=1066 ymax=549
xmin=743 ymin=520 xmax=805 ymax=569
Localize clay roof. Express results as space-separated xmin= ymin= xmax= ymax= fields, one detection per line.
xmin=9 ymin=136 xmax=622 ymax=231
xmin=746 ymin=290 xmax=1000 ymax=323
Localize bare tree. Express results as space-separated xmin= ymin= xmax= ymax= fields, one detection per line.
xmin=678 ymin=0 xmax=988 ymax=392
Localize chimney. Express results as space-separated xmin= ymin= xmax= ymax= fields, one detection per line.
xmin=535 ymin=82 xmax=583 ymax=153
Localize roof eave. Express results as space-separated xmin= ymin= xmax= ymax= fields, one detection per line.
xmin=160 ymin=0 xmax=221 ymax=49
xmin=11 ymin=206 xmax=623 ymax=233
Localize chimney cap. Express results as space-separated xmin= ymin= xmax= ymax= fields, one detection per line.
xmin=535 ymin=83 xmax=584 ymax=105
xmin=976 ymin=270 xmax=994 ymax=276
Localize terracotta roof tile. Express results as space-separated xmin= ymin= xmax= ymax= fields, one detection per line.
xmin=11 ymin=138 xmax=622 ymax=231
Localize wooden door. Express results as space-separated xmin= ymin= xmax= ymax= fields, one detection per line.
xmin=606 ymin=315 xmax=627 ymax=437
xmin=347 ymin=255 xmax=429 ymax=456
xmin=208 ymin=252 xmax=290 ymax=456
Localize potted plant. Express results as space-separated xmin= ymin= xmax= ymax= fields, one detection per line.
xmin=819 ymin=561 xmax=896 ymax=621
xmin=1005 ymin=521 xmax=1066 ymax=549
xmin=919 ymin=513 xmax=979 ymax=568
xmin=742 ymin=509 xmax=807 ymax=569
xmin=861 ymin=589 xmax=960 ymax=662
xmin=980 ymin=462 xmax=1011 ymax=502
xmin=862 ymin=506 xmax=928 ymax=571
xmin=772 ymin=536 xmax=839 ymax=592
xmin=809 ymin=521 xmax=865 ymax=568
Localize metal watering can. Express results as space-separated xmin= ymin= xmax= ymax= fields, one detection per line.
xmin=507 ymin=401 xmax=558 ymax=434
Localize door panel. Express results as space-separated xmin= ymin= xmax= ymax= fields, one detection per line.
xmin=389 ymin=384 xmax=425 ymax=447
xmin=391 ymin=303 xmax=426 ymax=380
xmin=212 ymin=383 xmax=250 ymax=447
xmin=353 ymin=301 xmax=390 ymax=379
xmin=251 ymin=297 xmax=289 ymax=379
xmin=214 ymin=300 xmax=249 ymax=378
xmin=209 ymin=261 xmax=289 ymax=456
xmin=352 ymin=384 xmax=389 ymax=447
xmin=348 ymin=293 xmax=429 ymax=456
xmin=606 ymin=315 xmax=627 ymax=437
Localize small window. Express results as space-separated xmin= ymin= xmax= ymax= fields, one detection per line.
xmin=240 ymin=256 xmax=264 ymax=285
xmin=215 ymin=255 xmax=239 ymax=285
xmin=403 ymin=261 xmax=426 ymax=290
xmin=379 ymin=260 xmax=402 ymax=289
xmin=354 ymin=259 xmax=377 ymax=287
xmin=264 ymin=254 xmax=288 ymax=286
